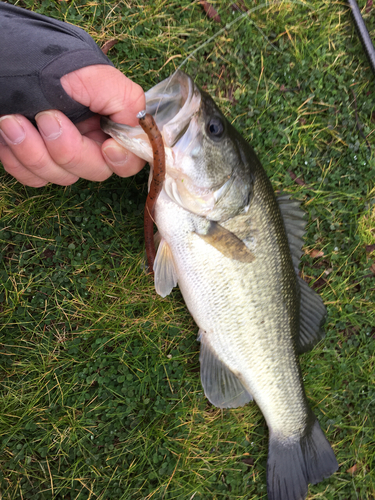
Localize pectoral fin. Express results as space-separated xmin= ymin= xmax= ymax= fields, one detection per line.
xmin=154 ymin=238 xmax=178 ymax=298
xmin=199 ymin=329 xmax=252 ymax=408
xmin=196 ymin=221 xmax=256 ymax=263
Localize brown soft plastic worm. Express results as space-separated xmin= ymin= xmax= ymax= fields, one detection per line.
xmin=137 ymin=110 xmax=166 ymax=275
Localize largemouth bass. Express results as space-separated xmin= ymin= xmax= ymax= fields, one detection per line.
xmin=101 ymin=71 xmax=338 ymax=500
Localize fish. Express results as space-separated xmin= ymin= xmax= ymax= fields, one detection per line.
xmin=101 ymin=71 xmax=338 ymax=500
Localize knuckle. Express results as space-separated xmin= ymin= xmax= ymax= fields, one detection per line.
xmin=51 ymin=143 xmax=82 ymax=170
xmin=57 ymin=152 xmax=80 ymax=170
xmin=44 ymin=130 xmax=84 ymax=170
xmin=122 ymin=84 xmax=144 ymax=110
xmin=24 ymin=150 xmax=51 ymax=171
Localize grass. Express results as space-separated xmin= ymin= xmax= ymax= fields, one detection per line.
xmin=1 ymin=0 xmax=375 ymax=498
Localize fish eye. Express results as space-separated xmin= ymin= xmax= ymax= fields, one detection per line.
xmin=206 ymin=117 xmax=225 ymax=140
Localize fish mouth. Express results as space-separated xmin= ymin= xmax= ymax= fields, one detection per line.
xmin=101 ymin=72 xmax=231 ymax=217
xmin=100 ymin=71 xmax=201 ymax=162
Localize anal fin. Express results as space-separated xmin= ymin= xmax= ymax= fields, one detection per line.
xmin=199 ymin=329 xmax=252 ymax=408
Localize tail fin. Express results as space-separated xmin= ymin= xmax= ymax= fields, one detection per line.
xmin=267 ymin=418 xmax=338 ymax=500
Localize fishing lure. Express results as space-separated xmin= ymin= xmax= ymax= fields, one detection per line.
xmin=137 ymin=110 xmax=166 ymax=275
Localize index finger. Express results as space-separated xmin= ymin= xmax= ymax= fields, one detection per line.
xmin=60 ymin=65 xmax=145 ymax=127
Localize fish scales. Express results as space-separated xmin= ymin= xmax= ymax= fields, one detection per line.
xmin=101 ymin=70 xmax=338 ymax=500
xmin=155 ymin=163 xmax=308 ymax=439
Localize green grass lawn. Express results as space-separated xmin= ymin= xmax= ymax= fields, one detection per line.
xmin=1 ymin=0 xmax=375 ymax=498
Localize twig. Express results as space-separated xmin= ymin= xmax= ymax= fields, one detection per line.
xmin=101 ymin=39 xmax=119 ymax=55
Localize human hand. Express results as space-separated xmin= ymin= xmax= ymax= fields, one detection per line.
xmin=0 ymin=65 xmax=146 ymax=187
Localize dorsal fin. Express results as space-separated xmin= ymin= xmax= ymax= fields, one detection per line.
xmin=154 ymin=238 xmax=178 ymax=297
xmin=277 ymin=195 xmax=327 ymax=353
xmin=277 ymin=194 xmax=307 ymax=272
xmin=199 ymin=329 xmax=252 ymax=408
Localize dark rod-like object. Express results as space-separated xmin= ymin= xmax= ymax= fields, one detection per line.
xmin=348 ymin=0 xmax=375 ymax=74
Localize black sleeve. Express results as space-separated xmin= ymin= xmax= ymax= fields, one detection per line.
xmin=0 ymin=2 xmax=114 ymax=124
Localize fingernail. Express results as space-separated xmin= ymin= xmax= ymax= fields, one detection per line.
xmin=35 ymin=111 xmax=62 ymax=140
xmin=0 ymin=133 xmax=6 ymax=146
xmin=103 ymin=144 xmax=128 ymax=165
xmin=0 ymin=115 xmax=26 ymax=145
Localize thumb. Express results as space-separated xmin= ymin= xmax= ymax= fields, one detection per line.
xmin=60 ymin=65 xmax=145 ymax=127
